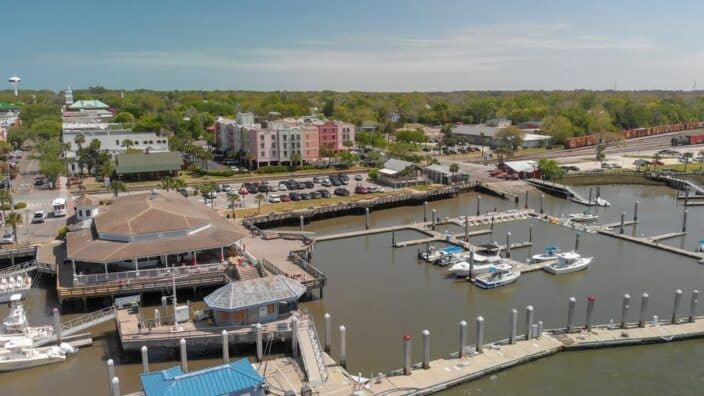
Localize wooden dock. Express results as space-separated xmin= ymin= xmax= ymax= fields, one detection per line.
xmin=597 ymin=229 xmax=703 ymax=260
xmin=601 ymin=220 xmax=638 ymax=229
xmin=650 ymin=232 xmax=687 ymax=241
xmin=314 ymin=224 xmax=422 ymax=242
xmin=514 ymin=259 xmax=557 ymax=273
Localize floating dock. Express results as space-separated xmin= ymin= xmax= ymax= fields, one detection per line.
xmin=597 ymin=229 xmax=703 ymax=260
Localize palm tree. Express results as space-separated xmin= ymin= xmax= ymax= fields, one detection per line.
xmin=0 ymin=189 xmax=11 ymax=224
xmin=109 ymin=180 xmax=127 ymax=197
xmin=74 ymin=133 xmax=86 ymax=174
xmin=5 ymin=212 xmax=22 ymax=247
xmin=228 ymin=193 xmax=240 ymax=217
xmin=255 ymin=193 xmax=265 ymax=214
xmin=121 ymin=139 xmax=135 ymax=150
xmin=699 ymin=150 xmax=704 ymax=172
xmin=161 ymin=176 xmax=185 ymax=192
xmin=449 ymin=163 xmax=460 ymax=184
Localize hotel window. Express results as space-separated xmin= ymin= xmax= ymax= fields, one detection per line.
xmin=86 ymin=209 xmax=91 ymax=217
xmin=260 ymin=135 xmax=264 ymax=140
xmin=260 ymin=142 xmax=265 ymax=149
xmin=149 ymin=140 xmax=153 ymax=144
xmin=143 ymin=141 xmax=148 ymax=144
xmin=283 ymin=143 xmax=287 ymax=149
xmin=116 ymin=140 xmax=120 ymax=145
xmin=283 ymin=135 xmax=287 ymax=141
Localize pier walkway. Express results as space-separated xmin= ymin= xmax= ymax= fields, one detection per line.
xmin=597 ymin=229 xmax=703 ymax=260
xmin=0 ymin=260 xmax=54 ymax=276
xmin=649 ymin=174 xmax=704 ymax=195
xmin=526 ymin=178 xmax=596 ymax=206
xmin=35 ymin=306 xmax=116 ymax=347
xmin=296 ymin=316 xmax=328 ymax=386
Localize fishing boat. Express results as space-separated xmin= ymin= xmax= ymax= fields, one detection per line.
xmin=418 ymin=246 xmax=463 ymax=263
xmin=595 ymin=197 xmax=611 ymax=207
xmin=448 ymin=259 xmax=511 ymax=278
xmin=531 ymin=246 xmax=561 ymax=263
xmin=476 ymin=242 xmax=501 ymax=255
xmin=568 ymin=210 xmax=599 ymax=222
xmin=544 ymin=251 xmax=593 ymax=275
xmin=436 ymin=253 xmax=467 ymax=267
xmin=0 ymin=295 xmax=54 ymax=348
xmin=0 ymin=274 xmax=31 ymax=303
xmin=0 ymin=343 xmax=76 ymax=372
xmin=472 ymin=268 xmax=521 ymax=289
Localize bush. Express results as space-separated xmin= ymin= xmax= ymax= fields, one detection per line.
xmin=256 ymin=165 xmax=288 ymax=174
xmin=13 ymin=202 xmax=26 ymax=209
xmin=368 ymin=169 xmax=379 ymax=180
xmin=57 ymin=226 xmax=69 ymax=239
xmin=98 ymin=200 xmax=112 ymax=205
xmin=205 ymin=169 xmax=235 ymax=177
xmin=0 ymin=204 xmax=10 ymax=211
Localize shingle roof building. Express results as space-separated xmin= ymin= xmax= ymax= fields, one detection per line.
xmin=204 ymin=275 xmax=307 ymax=312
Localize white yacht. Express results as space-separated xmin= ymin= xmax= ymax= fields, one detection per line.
xmin=0 ymin=273 xmax=31 ymax=303
xmin=544 ymin=251 xmax=593 ymax=275
xmin=531 ymin=246 xmax=560 ymax=263
xmin=472 ymin=268 xmax=521 ymax=289
xmin=448 ymin=256 xmax=510 ymax=278
xmin=0 ymin=295 xmax=54 ymax=348
xmin=568 ymin=212 xmax=599 ymax=222
xmin=0 ymin=343 xmax=76 ymax=372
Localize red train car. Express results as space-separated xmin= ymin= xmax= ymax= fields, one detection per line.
xmin=688 ymin=134 xmax=704 ymax=145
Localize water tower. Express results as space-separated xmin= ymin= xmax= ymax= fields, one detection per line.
xmin=8 ymin=76 xmax=21 ymax=96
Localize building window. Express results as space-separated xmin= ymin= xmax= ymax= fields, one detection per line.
xmin=260 ymin=143 xmax=265 ymax=149
xmin=283 ymin=143 xmax=287 ymax=149
xmin=143 ymin=141 xmax=148 ymax=144
xmin=283 ymin=135 xmax=287 ymax=141
xmin=86 ymin=209 xmax=91 ymax=217
xmin=116 ymin=140 xmax=120 ymax=145
xmin=149 ymin=140 xmax=153 ymax=144
xmin=78 ymin=209 xmax=83 ymax=217
xmin=284 ymin=151 xmax=288 ymax=157
xmin=260 ymin=135 xmax=264 ymax=140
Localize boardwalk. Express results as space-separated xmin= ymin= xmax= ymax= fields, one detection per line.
xmin=597 ymin=229 xmax=703 ymax=260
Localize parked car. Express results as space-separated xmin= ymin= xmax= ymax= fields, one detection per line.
xmin=289 ymin=192 xmax=301 ymax=201
xmin=206 ymin=191 xmax=217 ymax=199
xmin=321 ymin=180 xmax=332 ymax=187
xmin=610 ymin=163 xmax=622 ymax=168
xmin=304 ymin=181 xmax=315 ymax=189
xmin=368 ymin=186 xmax=385 ymax=193
xmin=0 ymin=230 xmax=14 ymax=244
xmin=601 ymin=162 xmax=612 ymax=169
xmin=31 ymin=211 xmax=46 ymax=224
xmin=239 ymin=187 xmax=249 ymax=195
xmin=318 ymin=189 xmax=331 ymax=198
xmin=354 ymin=174 xmax=363 ymax=181
xmin=277 ymin=184 xmax=288 ymax=191
xmin=355 ymin=186 xmax=368 ymax=194
xmin=313 ymin=177 xmax=321 ymax=183
xmin=280 ymin=194 xmax=291 ymax=202
xmin=310 ymin=191 xmax=322 ymax=199
xmin=334 ymin=188 xmax=350 ymax=196
xmin=300 ymin=192 xmax=311 ymax=200
xmin=331 ymin=178 xmax=341 ymax=187
xmin=268 ymin=194 xmax=281 ymax=203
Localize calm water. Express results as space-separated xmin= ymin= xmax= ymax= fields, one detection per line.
xmin=4 ymin=184 xmax=704 ymax=395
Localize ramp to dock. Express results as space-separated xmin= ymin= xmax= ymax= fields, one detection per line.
xmin=296 ymin=317 xmax=328 ymax=386
xmin=34 ymin=306 xmax=116 ymax=347
xmin=526 ymin=178 xmax=594 ymax=205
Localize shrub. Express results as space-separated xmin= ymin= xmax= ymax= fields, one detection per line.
xmin=57 ymin=226 xmax=69 ymax=239
xmin=13 ymin=202 xmax=26 ymax=209
xmin=368 ymin=169 xmax=379 ymax=180
xmin=0 ymin=204 xmax=10 ymax=211
xmin=205 ymin=169 xmax=235 ymax=177
xmin=256 ymin=165 xmax=288 ymax=174
xmin=98 ymin=200 xmax=113 ymax=205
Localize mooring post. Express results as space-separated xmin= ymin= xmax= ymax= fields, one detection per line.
xmin=540 ymin=194 xmax=545 ymax=214
xmin=476 ymin=196 xmax=481 ymax=216
xmin=575 ymin=232 xmax=580 ymax=251
xmin=392 ymin=230 xmax=396 ymax=246
xmin=53 ymin=307 xmax=62 ymax=343
xmin=567 ymin=297 xmax=576 ymax=332
xmin=682 ymin=209 xmax=688 ymax=233
xmin=422 ymin=329 xmax=430 ymax=369
xmin=620 ymin=212 xmax=625 ymax=234
xmin=689 ymin=290 xmax=699 ymax=323
xmin=424 ymin=201 xmax=428 ymax=222
xmin=509 ymin=308 xmax=518 ymax=344
xmin=525 ymin=306 xmax=534 ymax=340
xmin=255 ymin=323 xmax=263 ymax=362
xmin=324 ymin=313 xmax=332 ymax=353
xmin=222 ymin=330 xmax=229 ymax=363
xmin=431 ymin=209 xmax=437 ymax=230
xmin=107 ymin=359 xmax=115 ymax=396
xmin=161 ymin=296 xmax=168 ymax=319
xmin=596 ymin=186 xmax=601 ymax=199
xmin=672 ymin=289 xmax=683 ymax=324
xmin=490 ymin=216 xmax=494 ymax=230
xmin=585 ymin=296 xmax=596 ymax=331
xmin=111 ymin=377 xmax=121 ymax=396
xmin=459 ymin=320 xmax=468 ymax=357
xmin=634 ymin=201 xmax=639 ymax=222
xmin=639 ymin=293 xmax=649 ymax=328
xmin=365 ymin=208 xmax=370 ymax=230
xmin=179 ymin=338 xmax=188 ymax=372
xmin=141 ymin=346 xmax=149 ymax=373
xmin=299 ymin=215 xmax=305 ymax=231
xmin=291 ymin=316 xmax=299 ymax=358
xmin=475 ymin=316 xmax=485 ymax=353
xmin=588 ymin=187 xmax=593 ymax=205
xmin=524 ymin=190 xmax=529 ymax=209
xmin=621 ymin=294 xmax=631 ymax=329
xmin=468 ymin=250 xmax=474 ymax=280
xmin=529 ymin=225 xmax=533 ymax=244
xmin=536 ymin=321 xmax=543 ymax=338
xmin=154 ymin=309 xmax=160 ymax=328
xmin=505 ymin=232 xmax=511 ymax=258
xmin=403 ymin=335 xmax=412 ymax=375
xmin=464 ymin=219 xmax=469 ymax=242
xmin=339 ymin=325 xmax=347 ymax=369
xmin=685 ymin=187 xmax=690 ymax=206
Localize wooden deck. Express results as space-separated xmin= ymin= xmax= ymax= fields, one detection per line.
xmin=597 ymin=229 xmax=703 ymax=260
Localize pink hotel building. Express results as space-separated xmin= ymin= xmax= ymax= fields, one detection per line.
xmin=215 ymin=114 xmax=354 ymax=168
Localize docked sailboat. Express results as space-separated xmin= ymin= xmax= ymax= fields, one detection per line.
xmin=472 ymin=268 xmax=521 ymax=289
xmin=0 ymin=273 xmax=31 ymax=303
xmin=0 ymin=295 xmax=54 ymax=348
xmin=476 ymin=242 xmax=501 ymax=256
xmin=531 ymin=246 xmax=560 ymax=263
xmin=544 ymin=251 xmax=593 ymax=275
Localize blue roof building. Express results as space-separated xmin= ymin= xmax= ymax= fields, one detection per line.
xmin=140 ymin=358 xmax=266 ymax=396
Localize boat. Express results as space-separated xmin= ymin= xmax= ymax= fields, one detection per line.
xmin=436 ymin=253 xmax=466 ymax=267
xmin=476 ymin=242 xmax=501 ymax=255
xmin=568 ymin=211 xmax=599 ymax=222
xmin=0 ymin=274 xmax=31 ymax=303
xmin=531 ymin=246 xmax=560 ymax=263
xmin=0 ymin=343 xmax=76 ymax=372
xmin=595 ymin=197 xmax=611 ymax=207
xmin=0 ymin=295 xmax=54 ymax=348
xmin=448 ymin=259 xmax=511 ymax=278
xmin=695 ymin=240 xmax=704 ymax=253
xmin=544 ymin=251 xmax=593 ymax=275
xmin=418 ymin=246 xmax=463 ymax=263
xmin=472 ymin=268 xmax=521 ymax=289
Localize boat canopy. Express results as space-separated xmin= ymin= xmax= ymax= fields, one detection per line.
xmin=544 ymin=246 xmax=559 ymax=252
xmin=442 ymin=246 xmax=464 ymax=253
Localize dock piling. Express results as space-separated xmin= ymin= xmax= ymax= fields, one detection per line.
xmin=596 ymin=186 xmax=601 ymax=198
xmin=586 ymin=296 xmax=596 ymax=331
xmin=682 ymin=209 xmax=688 ymax=233
xmin=424 ymin=201 xmax=428 ymax=222
xmin=161 ymin=296 xmax=168 ymax=321
xmin=107 ymin=359 xmax=115 ymax=396
xmin=567 ymin=297 xmax=576 ymax=332
xmin=476 ymin=316 xmax=485 ymax=353
xmin=459 ymin=320 xmax=468 ymax=357
xmin=403 ymin=335 xmax=412 ymax=375
xmin=689 ymin=290 xmax=699 ymax=323
xmin=52 ymin=307 xmax=62 ymax=343
xmin=621 ymin=294 xmax=631 ymax=329
xmin=422 ymin=329 xmax=430 ymax=369
xmin=392 ymin=230 xmax=396 ymax=246
xmin=588 ymin=187 xmax=593 ymax=205
xmin=540 ymin=194 xmax=544 ymax=214
xmin=111 ymin=377 xmax=121 ymax=396
xmin=431 ymin=209 xmax=437 ymax=230
xmin=255 ymin=323 xmax=263 ymax=362
xmin=141 ymin=346 xmax=149 ymax=373
xmin=222 ymin=330 xmax=229 ymax=363
xmin=299 ymin=215 xmax=305 ymax=231
xmin=639 ymin=293 xmax=649 ymax=328
xmin=506 ymin=232 xmax=512 ymax=258
xmin=292 ymin=317 xmax=299 ymax=358
xmin=529 ymin=225 xmax=533 ymax=244
xmin=179 ymin=338 xmax=188 ymax=372
xmin=537 ymin=321 xmax=543 ymax=338
xmin=339 ymin=325 xmax=347 ymax=369
xmin=464 ymin=219 xmax=469 ymax=242
xmin=672 ymin=289 xmax=683 ymax=324
xmin=530 ymin=324 xmax=538 ymax=339
xmin=365 ymin=208 xmax=370 ymax=230
xmin=324 ymin=313 xmax=332 ymax=353
xmin=154 ymin=309 xmax=160 ymax=328
xmin=575 ymin=232 xmax=580 ymax=251
xmin=620 ymin=212 xmax=625 ymax=234
xmin=476 ymin=196 xmax=481 ymax=216
xmin=525 ymin=306 xmax=534 ymax=340
xmin=524 ymin=190 xmax=529 ymax=209
xmin=634 ymin=201 xmax=639 ymax=222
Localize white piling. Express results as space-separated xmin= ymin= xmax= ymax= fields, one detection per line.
xmin=506 ymin=232 xmax=512 ymax=258
xmin=141 ymin=346 xmax=149 ymax=373
xmin=690 ymin=290 xmax=699 ymax=323
xmin=620 ymin=212 xmax=625 ymax=234
xmin=422 ymin=329 xmax=430 ymax=369
xmin=536 ymin=321 xmax=543 ymax=338
xmin=365 ymin=208 xmax=370 ymax=230
xmin=621 ymin=294 xmax=631 ymax=329
xmin=324 ymin=313 xmax=332 ymax=353
xmin=585 ymin=296 xmax=596 ymax=330
xmin=403 ymin=335 xmax=412 ymax=375
xmin=475 ymin=316 xmax=485 ymax=353
xmin=567 ymin=297 xmax=576 ymax=332
xmin=682 ymin=209 xmax=688 ymax=233
xmin=222 ymin=330 xmax=229 ymax=363
xmin=255 ymin=323 xmax=263 ymax=362
xmin=424 ymin=201 xmax=428 ymax=222
xmin=299 ymin=215 xmax=305 ymax=231
xmin=672 ymin=289 xmax=683 ymax=324
xmin=634 ymin=201 xmax=639 ymax=222
xmin=291 ymin=316 xmax=299 ymax=358
xmin=339 ymin=325 xmax=347 ymax=369
xmin=161 ymin=296 xmax=168 ymax=321
xmin=459 ymin=320 xmax=468 ymax=357
xmin=639 ymin=293 xmax=649 ymax=328
xmin=509 ymin=308 xmax=518 ymax=344
xmin=106 ymin=359 xmax=115 ymax=396
xmin=525 ymin=306 xmax=534 ymax=340
xmin=530 ymin=324 xmax=538 ymax=339
xmin=154 ymin=309 xmax=160 ymax=328
xmin=111 ymin=377 xmax=121 ymax=396
xmin=52 ymin=307 xmax=62 ymax=343
xmin=179 ymin=338 xmax=188 ymax=372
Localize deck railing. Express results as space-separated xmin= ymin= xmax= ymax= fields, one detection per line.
xmin=73 ymin=262 xmax=227 ymax=285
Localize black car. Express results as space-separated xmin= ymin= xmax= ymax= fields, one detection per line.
xmin=258 ymin=185 xmax=269 ymax=193
xmin=310 ymin=191 xmax=322 ymax=199
xmin=304 ymin=181 xmax=315 ymax=189
xmin=289 ymin=192 xmax=301 ymax=201
xmin=300 ymin=192 xmax=311 ymax=200
xmin=331 ymin=178 xmax=341 ymax=186
xmin=334 ymin=187 xmax=350 ymax=196
xmin=318 ymin=189 xmax=331 ymax=198
xmin=247 ymin=186 xmax=258 ymax=194
xmin=34 ymin=177 xmax=45 ymax=186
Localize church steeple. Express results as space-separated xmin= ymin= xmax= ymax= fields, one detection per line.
xmin=65 ymin=85 xmax=74 ymax=105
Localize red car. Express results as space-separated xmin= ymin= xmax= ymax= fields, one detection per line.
xmin=238 ymin=187 xmax=249 ymax=195
xmin=355 ymin=186 xmax=368 ymax=194
xmin=489 ymin=170 xmax=504 ymax=177
xmin=280 ymin=194 xmax=291 ymax=202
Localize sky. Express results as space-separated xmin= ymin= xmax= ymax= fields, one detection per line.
xmin=4 ymin=0 xmax=704 ymax=91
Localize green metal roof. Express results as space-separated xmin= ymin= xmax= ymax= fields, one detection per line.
xmin=115 ymin=152 xmax=182 ymax=174
xmin=68 ymin=100 xmax=110 ymax=110
xmin=0 ymin=102 xmax=19 ymax=111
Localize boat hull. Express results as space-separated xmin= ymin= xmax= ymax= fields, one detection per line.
xmin=473 ymin=272 xmax=520 ymax=289
xmin=544 ymin=258 xmax=592 ymax=275
xmin=0 ymin=352 xmax=66 ymax=372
